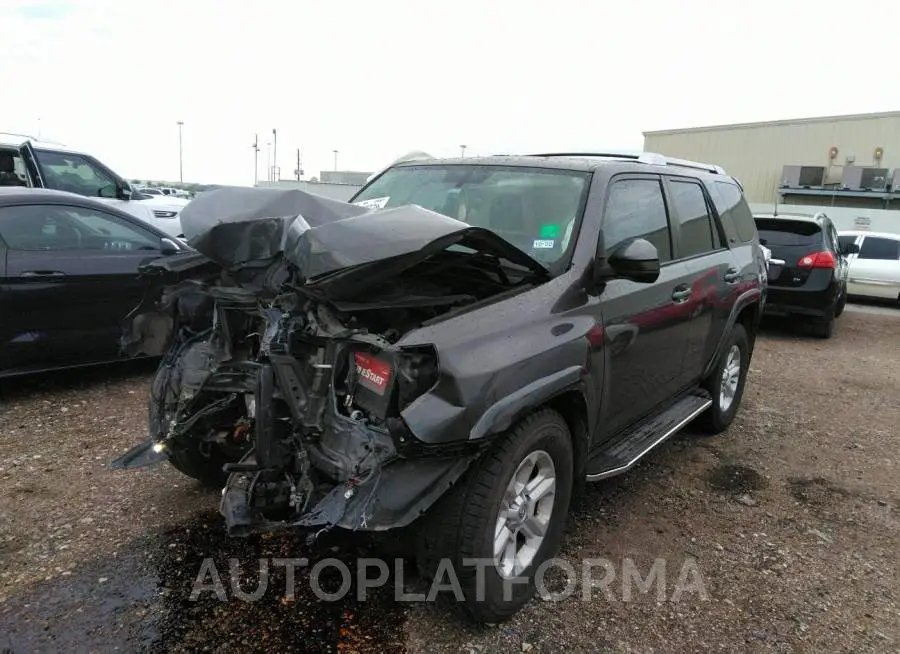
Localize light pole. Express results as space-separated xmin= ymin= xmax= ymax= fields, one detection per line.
xmin=177 ymin=121 xmax=184 ymax=182
xmin=251 ymin=134 xmax=259 ymax=185
xmin=333 ymin=149 xmax=339 ymax=171
xmin=266 ymin=141 xmax=272 ymax=181
xmin=460 ymin=144 xmax=467 ymax=157
xmin=272 ymin=128 xmax=278 ymax=181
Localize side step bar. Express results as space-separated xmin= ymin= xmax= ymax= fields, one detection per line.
xmin=585 ymin=390 xmax=712 ymax=482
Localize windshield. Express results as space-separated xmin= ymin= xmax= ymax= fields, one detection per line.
xmin=352 ymin=164 xmax=589 ymax=267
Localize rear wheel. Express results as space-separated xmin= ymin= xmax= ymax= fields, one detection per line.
xmin=811 ymin=309 xmax=835 ymax=339
xmin=416 ymin=409 xmax=574 ymax=623
xmin=699 ymin=323 xmax=750 ymax=434
xmin=834 ymin=283 xmax=847 ymax=317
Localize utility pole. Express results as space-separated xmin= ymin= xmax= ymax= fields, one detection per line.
xmin=272 ymin=128 xmax=278 ymax=181
xmin=266 ymin=142 xmax=272 ymax=181
xmin=460 ymin=144 xmax=467 ymax=157
xmin=333 ymin=149 xmax=339 ymax=171
xmin=296 ymin=148 xmax=302 ymax=180
xmin=251 ymin=134 xmax=259 ymax=185
xmin=177 ymin=121 xmax=184 ymax=182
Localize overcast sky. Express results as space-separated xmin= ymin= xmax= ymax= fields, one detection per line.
xmin=2 ymin=0 xmax=895 ymax=185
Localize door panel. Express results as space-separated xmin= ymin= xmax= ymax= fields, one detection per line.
xmin=593 ymin=176 xmax=693 ymax=437
xmin=662 ymin=177 xmax=735 ymax=383
xmin=847 ymin=236 xmax=900 ymax=300
xmin=0 ymin=202 xmax=163 ymax=373
xmin=4 ymin=250 xmax=153 ymax=366
xmin=601 ymin=261 xmax=700 ymax=435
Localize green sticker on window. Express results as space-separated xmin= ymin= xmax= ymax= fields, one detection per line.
xmin=539 ymin=224 xmax=560 ymax=239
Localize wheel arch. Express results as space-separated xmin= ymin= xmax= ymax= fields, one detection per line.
xmin=703 ymin=289 xmax=761 ymax=378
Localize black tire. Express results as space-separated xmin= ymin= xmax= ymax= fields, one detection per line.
xmin=167 ymin=441 xmax=231 ymax=488
xmin=834 ymin=284 xmax=847 ymax=317
xmin=811 ymin=313 xmax=834 ymax=339
xmin=699 ymin=323 xmax=750 ymax=434
xmin=416 ymin=409 xmax=574 ymax=623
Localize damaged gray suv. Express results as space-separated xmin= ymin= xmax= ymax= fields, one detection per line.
xmin=113 ymin=152 xmax=766 ymax=622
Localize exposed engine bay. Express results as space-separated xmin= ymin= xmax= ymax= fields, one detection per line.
xmin=112 ymin=187 xmax=548 ymax=537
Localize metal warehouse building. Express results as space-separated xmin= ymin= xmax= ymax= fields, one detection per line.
xmin=643 ymin=110 xmax=900 ymax=206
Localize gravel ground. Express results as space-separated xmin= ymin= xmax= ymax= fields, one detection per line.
xmin=0 ymin=312 xmax=897 ymax=653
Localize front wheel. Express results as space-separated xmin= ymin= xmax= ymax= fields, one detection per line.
xmin=416 ymin=409 xmax=574 ymax=623
xmin=699 ymin=323 xmax=750 ymax=434
xmin=167 ymin=440 xmax=234 ymax=488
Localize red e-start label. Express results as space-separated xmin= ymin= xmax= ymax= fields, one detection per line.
xmin=353 ymin=352 xmax=392 ymax=395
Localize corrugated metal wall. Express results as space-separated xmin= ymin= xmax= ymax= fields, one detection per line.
xmin=643 ymin=112 xmax=900 ymax=203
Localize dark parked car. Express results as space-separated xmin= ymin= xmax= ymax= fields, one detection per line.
xmin=113 ymin=153 xmax=766 ymax=622
xmin=753 ymin=212 xmax=858 ymax=338
xmin=0 ymin=187 xmax=188 ymax=377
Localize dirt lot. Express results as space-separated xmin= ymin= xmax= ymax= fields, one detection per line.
xmin=1 ymin=311 xmax=898 ymax=653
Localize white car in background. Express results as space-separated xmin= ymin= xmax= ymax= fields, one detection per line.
xmin=0 ymin=133 xmax=188 ymax=237
xmin=837 ymin=230 xmax=900 ymax=305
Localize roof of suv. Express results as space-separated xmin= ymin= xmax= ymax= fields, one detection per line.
xmin=391 ymin=152 xmax=732 ymax=179
xmin=0 ymin=132 xmax=82 ymax=154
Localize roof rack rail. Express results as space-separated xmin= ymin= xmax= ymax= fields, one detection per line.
xmin=0 ymin=132 xmax=67 ymax=147
xmin=526 ymin=151 xmax=727 ymax=175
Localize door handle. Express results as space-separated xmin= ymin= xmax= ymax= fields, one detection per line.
xmin=672 ymin=286 xmax=692 ymax=303
xmin=724 ymin=268 xmax=741 ymax=284
xmin=20 ymin=270 xmax=66 ymax=278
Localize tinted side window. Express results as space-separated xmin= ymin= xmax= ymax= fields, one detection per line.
xmin=602 ymin=178 xmax=671 ymax=263
xmin=858 ymin=236 xmax=900 ymax=260
xmin=669 ymin=180 xmax=716 ymax=258
xmin=710 ymin=181 xmax=756 ymax=243
xmin=0 ymin=204 xmax=160 ymax=251
xmin=33 ymin=149 xmax=117 ymax=198
xmin=837 ymin=235 xmax=858 ymax=252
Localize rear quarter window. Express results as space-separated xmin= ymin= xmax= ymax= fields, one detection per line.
xmin=709 ymin=180 xmax=756 ymax=243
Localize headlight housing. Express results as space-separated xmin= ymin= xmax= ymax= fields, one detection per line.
xmin=396 ymin=345 xmax=439 ymax=411
xmin=153 ymin=210 xmax=179 ymax=218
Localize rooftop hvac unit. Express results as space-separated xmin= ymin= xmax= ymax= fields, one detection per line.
xmin=841 ymin=167 xmax=889 ymax=191
xmin=780 ymin=165 xmax=826 ymax=188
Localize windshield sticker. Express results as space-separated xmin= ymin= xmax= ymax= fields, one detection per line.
xmin=354 ymin=196 xmax=389 ymax=211
xmin=533 ymin=239 xmax=555 ymax=249
xmin=539 ymin=224 xmax=560 ymax=239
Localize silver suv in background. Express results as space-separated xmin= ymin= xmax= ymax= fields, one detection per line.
xmin=0 ymin=132 xmax=188 ymax=237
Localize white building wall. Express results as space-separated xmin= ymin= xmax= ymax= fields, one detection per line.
xmin=644 ymin=111 xmax=900 ymax=203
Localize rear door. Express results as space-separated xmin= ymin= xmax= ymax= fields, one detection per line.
xmin=848 ymin=235 xmax=900 ymax=300
xmin=662 ymin=176 xmax=736 ymax=384
xmin=596 ymin=175 xmax=696 ymax=435
xmin=0 ymin=202 xmax=165 ymax=371
xmin=754 ymin=218 xmax=825 ymax=288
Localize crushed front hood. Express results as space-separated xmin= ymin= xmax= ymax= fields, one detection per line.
xmin=177 ymin=187 xmax=549 ymax=289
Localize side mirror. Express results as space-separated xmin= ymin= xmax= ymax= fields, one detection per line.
xmin=160 ymin=237 xmax=179 ymax=256
xmin=842 ymin=243 xmax=860 ymax=255
xmin=595 ymin=238 xmax=661 ymax=285
xmin=118 ymin=182 xmax=133 ymax=201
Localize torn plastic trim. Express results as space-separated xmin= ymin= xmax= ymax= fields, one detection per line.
xmin=109 ymin=439 xmax=169 ymax=470
xmin=220 ymin=450 xmax=480 ymax=536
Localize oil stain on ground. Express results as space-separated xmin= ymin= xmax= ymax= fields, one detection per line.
xmin=788 ymin=477 xmax=853 ymax=506
xmin=0 ymin=511 xmax=407 ymax=653
xmin=706 ymin=463 xmax=766 ymax=494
